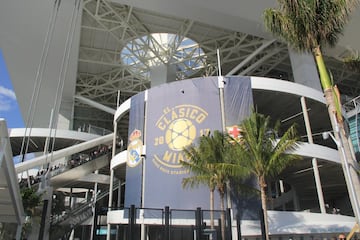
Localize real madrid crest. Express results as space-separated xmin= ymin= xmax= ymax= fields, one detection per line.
xmin=127 ymin=129 xmax=143 ymax=167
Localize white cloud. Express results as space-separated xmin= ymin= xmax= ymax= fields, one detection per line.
xmin=0 ymin=86 xmax=16 ymax=112
xmin=0 ymin=100 xmax=11 ymax=111
xmin=0 ymin=86 xmax=16 ymax=100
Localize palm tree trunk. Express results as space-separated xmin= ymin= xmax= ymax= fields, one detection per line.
xmin=210 ymin=189 xmax=214 ymax=229
xmin=220 ymin=192 xmax=226 ymax=240
xmin=313 ymin=46 xmax=332 ymax=90
xmin=259 ymin=177 xmax=269 ymax=240
xmin=314 ymin=46 xmax=360 ymax=223
xmin=324 ymin=88 xmax=360 ymax=221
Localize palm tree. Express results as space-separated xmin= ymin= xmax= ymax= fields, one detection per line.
xmin=343 ymin=50 xmax=360 ymax=72
xmin=21 ymin=186 xmax=42 ymax=217
xmin=20 ymin=186 xmax=43 ymax=238
xmin=182 ymin=130 xmax=249 ymax=240
xmin=233 ymin=111 xmax=300 ymax=240
xmin=263 ymin=0 xmax=360 ymax=225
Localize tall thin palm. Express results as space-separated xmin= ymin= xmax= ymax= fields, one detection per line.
xmin=234 ymin=112 xmax=300 ymax=240
xmin=264 ymin=0 xmax=360 ymax=224
xmin=182 ymin=140 xmax=216 ymax=229
xmin=182 ymin=130 xmax=248 ymax=240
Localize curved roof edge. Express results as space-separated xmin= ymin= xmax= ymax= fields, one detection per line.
xmin=114 ymin=98 xmax=131 ymax=123
xmin=251 ymin=77 xmax=326 ymax=104
xmin=114 ymin=77 xmax=326 ymax=123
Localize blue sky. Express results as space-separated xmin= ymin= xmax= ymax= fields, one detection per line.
xmin=0 ymin=50 xmax=30 ymax=164
xmin=0 ymin=49 xmax=24 ymax=128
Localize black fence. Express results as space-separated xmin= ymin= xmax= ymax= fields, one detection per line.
xmin=94 ymin=205 xmax=235 ymax=240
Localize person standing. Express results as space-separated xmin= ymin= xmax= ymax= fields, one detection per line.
xmin=338 ymin=233 xmax=346 ymax=240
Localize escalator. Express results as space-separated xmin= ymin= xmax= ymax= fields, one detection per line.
xmin=13 ymin=133 xmax=118 ymax=239
xmin=18 ymin=148 xmax=112 ymax=189
xmin=50 ymin=152 xmax=111 ymax=189
xmin=49 ymin=182 xmax=121 ymax=240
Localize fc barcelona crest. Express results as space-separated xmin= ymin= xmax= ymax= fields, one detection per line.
xmin=226 ymin=125 xmax=242 ymax=143
xmin=127 ymin=129 xmax=143 ymax=167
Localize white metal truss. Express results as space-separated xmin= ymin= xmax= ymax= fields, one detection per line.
xmin=75 ymin=0 xmax=360 ymax=129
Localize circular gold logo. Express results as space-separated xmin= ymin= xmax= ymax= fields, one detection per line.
xmin=152 ymin=104 xmax=209 ymax=175
xmin=165 ymin=118 xmax=196 ymax=151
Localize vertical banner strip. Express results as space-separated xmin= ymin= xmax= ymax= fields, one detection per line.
xmin=124 ymin=92 xmax=145 ymax=207
xmin=223 ymin=76 xmax=260 ymax=220
xmin=224 ymin=76 xmax=253 ymax=137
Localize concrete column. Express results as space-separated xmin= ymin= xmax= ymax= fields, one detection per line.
xmin=41 ymin=187 xmax=53 ymax=240
xmin=106 ymin=121 xmax=118 ymax=240
xmin=289 ymin=50 xmax=322 ymax=91
xmin=267 ymin=182 xmax=274 ymax=210
xmin=69 ymin=188 xmax=76 ymax=240
xmin=58 ymin=101 xmax=74 ymax=130
xmin=150 ymin=64 xmax=177 ymax=87
xmin=117 ymin=180 xmax=122 ymax=207
xmin=90 ymin=170 xmax=99 ymax=240
xmin=116 ymin=180 xmax=122 ymax=240
xmin=0 ymin=0 xmax=81 ymax=128
xmin=292 ymin=188 xmax=300 ymax=211
xmin=16 ymin=224 xmax=22 ymax=240
xmin=279 ymin=180 xmax=286 ymax=211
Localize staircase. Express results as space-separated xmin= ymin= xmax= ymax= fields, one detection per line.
xmin=49 ymin=182 xmax=120 ymax=239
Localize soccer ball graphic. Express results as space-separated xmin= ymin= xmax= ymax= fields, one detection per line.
xmin=165 ymin=118 xmax=196 ymax=151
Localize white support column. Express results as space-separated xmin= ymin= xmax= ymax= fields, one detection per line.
xmin=279 ymin=180 xmax=286 ymax=211
xmin=69 ymin=187 xmax=73 ymax=214
xmin=141 ymin=91 xmax=148 ymax=240
xmin=90 ymin=170 xmax=99 ymax=240
xmin=115 ymin=180 xmax=122 ymax=240
xmin=106 ymin=121 xmax=118 ymax=240
xmin=69 ymin=187 xmax=76 ymax=240
xmin=106 ymin=169 xmax=114 ymax=240
xmin=140 ymin=155 xmax=147 ymax=240
xmin=301 ymin=96 xmax=326 ymax=213
xmin=16 ymin=224 xmax=22 ymax=240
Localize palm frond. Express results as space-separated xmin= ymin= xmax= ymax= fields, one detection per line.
xmin=343 ymin=50 xmax=360 ymax=72
xmin=264 ymin=0 xmax=359 ymax=52
xmin=235 ymin=111 xmax=301 ymax=179
xmin=181 ymin=130 xmax=251 ymax=196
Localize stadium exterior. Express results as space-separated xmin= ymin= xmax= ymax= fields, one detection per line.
xmin=1 ymin=0 xmax=360 ymax=239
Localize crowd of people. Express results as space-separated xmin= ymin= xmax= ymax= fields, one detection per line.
xmin=18 ymin=144 xmax=113 ymax=187
xmin=69 ymin=145 xmax=111 ymax=168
